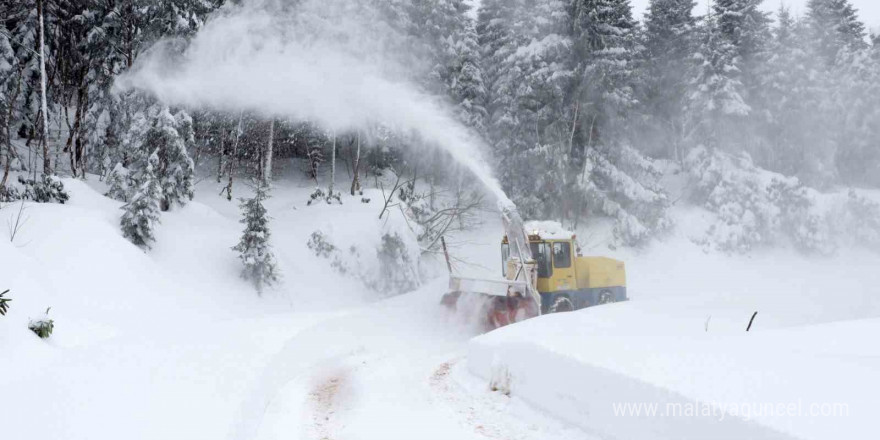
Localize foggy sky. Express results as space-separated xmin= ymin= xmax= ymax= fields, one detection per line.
xmin=466 ymin=1 xmax=879 ymax=34
xmin=630 ymin=0 xmax=880 ymax=34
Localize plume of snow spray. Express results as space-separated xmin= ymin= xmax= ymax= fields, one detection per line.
xmin=116 ymin=0 xmax=513 ymax=207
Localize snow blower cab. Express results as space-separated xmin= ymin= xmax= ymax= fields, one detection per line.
xmin=504 ymin=222 xmax=627 ymax=314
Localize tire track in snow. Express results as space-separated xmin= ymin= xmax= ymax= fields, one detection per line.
xmin=308 ymin=370 xmax=349 ymax=440
xmin=308 ymin=367 xmax=353 ymax=440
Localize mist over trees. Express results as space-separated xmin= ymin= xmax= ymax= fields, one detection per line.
xmin=0 ymin=0 xmax=878 ymax=251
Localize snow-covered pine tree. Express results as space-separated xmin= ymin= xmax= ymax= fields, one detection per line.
xmin=476 ymin=0 xmax=520 ymax=102
xmin=638 ymin=0 xmax=698 ymax=160
xmin=478 ymin=0 xmax=531 ymax=149
xmin=121 ymin=150 xmax=161 ymax=249
xmin=5 ymin=0 xmax=42 ymax=164
xmin=478 ymin=0 xmax=574 ymax=219
xmin=105 ymin=162 xmax=133 ymax=202
xmin=704 ymin=0 xmax=770 ymax=160
xmin=714 ymin=0 xmax=771 ymax=77
xmin=476 ymin=0 xmax=670 ymax=240
xmin=828 ymin=46 xmax=880 ymax=185
xmin=233 ymin=181 xmax=279 ymax=294
xmin=140 ymin=106 xmax=195 ymax=211
xmin=577 ymin=144 xmax=672 ymax=245
xmin=872 ymin=33 xmax=880 ymax=57
xmin=105 ymin=95 xmax=151 ymax=201
xmin=753 ymin=6 xmax=820 ymax=178
xmin=686 ymin=11 xmax=750 ymax=151
xmin=449 ymin=14 xmax=488 ymax=132
xmin=566 ymin=0 xmax=670 ymax=243
xmin=807 ymin=0 xmax=868 ymax=65
xmin=569 ymin=0 xmax=638 ymax=149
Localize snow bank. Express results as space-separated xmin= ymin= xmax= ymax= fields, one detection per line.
xmin=468 ymin=206 xmax=880 ymax=440
xmin=468 ymin=298 xmax=880 ymax=440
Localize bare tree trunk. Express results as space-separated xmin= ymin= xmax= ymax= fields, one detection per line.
xmin=37 ymin=0 xmax=51 ymax=176
xmin=75 ymin=84 xmax=88 ymax=178
xmin=264 ymin=119 xmax=274 ymax=184
xmin=66 ymin=93 xmax=83 ymax=177
xmin=306 ymin=142 xmax=319 ymax=186
xmin=568 ymin=101 xmax=579 ymax=156
xmin=2 ymin=68 xmax=24 ymax=191
xmin=573 ymin=115 xmax=598 ymax=230
xmin=225 ymin=112 xmax=242 ymax=201
xmin=1 ymin=116 xmax=9 ymax=192
xmin=217 ymin=132 xmax=225 ymax=183
xmin=60 ymin=100 xmax=69 ymax=171
xmin=192 ymin=114 xmax=203 ymax=169
xmin=256 ymin=127 xmax=263 ymax=181
xmin=328 ymin=131 xmax=336 ymax=196
xmin=350 ymin=130 xmax=361 ymax=195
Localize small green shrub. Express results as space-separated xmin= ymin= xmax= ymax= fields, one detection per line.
xmin=16 ymin=175 xmax=70 ymax=204
xmin=29 ymin=308 xmax=54 ymax=339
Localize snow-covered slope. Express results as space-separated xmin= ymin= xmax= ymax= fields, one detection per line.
xmin=0 ymin=177 xmax=363 ymax=440
xmin=2 ymin=173 xmax=878 ymax=440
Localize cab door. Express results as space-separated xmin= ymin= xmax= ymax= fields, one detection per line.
xmin=551 ymin=241 xmax=576 ymax=291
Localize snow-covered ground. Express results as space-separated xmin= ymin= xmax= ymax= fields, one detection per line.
xmin=2 ymin=170 xmax=879 ymax=440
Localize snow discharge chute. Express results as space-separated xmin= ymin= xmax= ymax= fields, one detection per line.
xmin=441 ymin=203 xmax=541 ymax=331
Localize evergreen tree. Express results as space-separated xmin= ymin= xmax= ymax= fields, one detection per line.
xmin=873 ymin=33 xmax=880 ymax=57
xmin=140 ymin=106 xmax=195 ymax=211
xmin=714 ymin=0 xmax=772 ymax=66
xmin=121 ymin=150 xmax=162 ymax=249
xmin=569 ymin=0 xmax=638 ymax=150
xmin=449 ymin=16 xmax=488 ymax=131
xmin=639 ymin=0 xmax=698 ymax=159
xmin=479 ymin=0 xmax=572 ymax=218
xmin=477 ymin=0 xmax=523 ymax=126
xmin=569 ymin=0 xmax=670 ymax=242
xmin=828 ymin=46 xmax=880 ymax=185
xmin=686 ymin=12 xmax=749 ymax=150
xmin=807 ymin=0 xmax=868 ymax=65
xmin=403 ymin=0 xmax=487 ymax=131
xmin=754 ymin=6 xmax=820 ymax=177
xmin=5 ymin=1 xmax=41 ymax=152
xmin=233 ymin=182 xmax=279 ymax=294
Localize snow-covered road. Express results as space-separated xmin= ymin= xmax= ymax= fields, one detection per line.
xmin=238 ymin=279 xmax=597 ymax=440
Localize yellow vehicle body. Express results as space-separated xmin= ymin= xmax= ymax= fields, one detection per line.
xmin=576 ymin=256 xmax=627 ymax=290
xmin=502 ymin=235 xmax=627 ymax=313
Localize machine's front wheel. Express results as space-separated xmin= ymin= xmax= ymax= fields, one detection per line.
xmin=549 ymin=296 xmax=574 ymax=313
xmin=598 ymin=290 xmax=615 ymax=305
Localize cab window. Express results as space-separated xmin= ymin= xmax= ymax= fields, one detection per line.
xmin=529 ymin=242 xmax=552 ymax=278
xmin=553 ymin=242 xmax=571 ymax=268
xmin=501 ymin=243 xmax=510 ymax=276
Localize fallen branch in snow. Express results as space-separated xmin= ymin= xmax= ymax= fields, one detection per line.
xmin=7 ymin=199 xmax=27 ymax=243
xmin=746 ymin=311 xmax=758 ymax=332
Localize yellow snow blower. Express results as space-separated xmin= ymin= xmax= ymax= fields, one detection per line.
xmin=441 ymin=206 xmax=627 ymax=329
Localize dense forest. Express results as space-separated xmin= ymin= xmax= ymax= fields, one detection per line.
xmin=1 ymin=0 xmax=878 ymax=254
